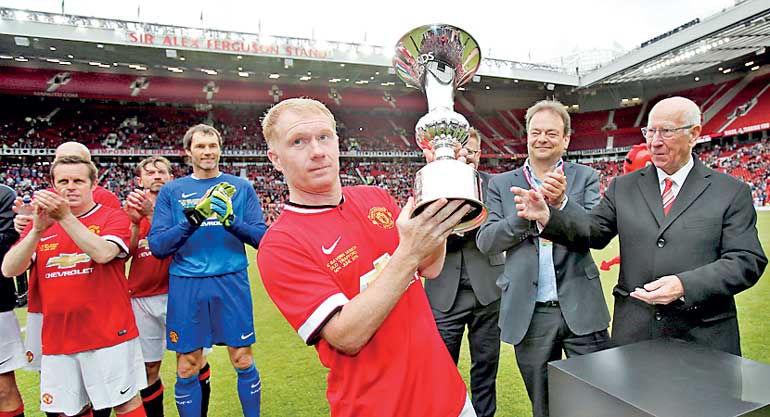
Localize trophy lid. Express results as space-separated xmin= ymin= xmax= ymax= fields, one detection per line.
xmin=393 ymin=24 xmax=481 ymax=91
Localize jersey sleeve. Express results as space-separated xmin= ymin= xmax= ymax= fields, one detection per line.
xmin=147 ymin=182 xmax=197 ymax=259
xmin=226 ymin=179 xmax=267 ymax=248
xmin=101 ymin=207 xmax=131 ymax=257
xmin=257 ymin=232 xmax=349 ymax=345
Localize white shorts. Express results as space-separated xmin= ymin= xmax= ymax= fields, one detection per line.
xmin=40 ymin=338 xmax=148 ymax=416
xmin=458 ymin=394 xmax=477 ymax=417
xmin=23 ymin=311 xmax=42 ymax=371
xmin=0 ymin=311 xmax=26 ymax=374
xmin=131 ymin=294 xmax=168 ymax=363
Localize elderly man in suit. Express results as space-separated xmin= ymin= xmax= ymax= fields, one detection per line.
xmin=511 ymin=96 xmax=767 ymax=356
xmin=476 ymin=100 xmax=611 ymax=417
xmin=425 ymin=128 xmax=504 ymax=417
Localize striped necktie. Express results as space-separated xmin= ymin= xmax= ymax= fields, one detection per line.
xmin=662 ymin=178 xmax=675 ymax=215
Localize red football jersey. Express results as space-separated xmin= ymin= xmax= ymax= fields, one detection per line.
xmin=127 ymin=217 xmax=170 ymax=298
xmin=93 ymin=185 xmax=121 ymax=209
xmin=20 ymin=204 xmax=138 ymax=354
xmin=257 ymin=186 xmax=467 ymax=417
xmin=25 ymin=185 xmax=121 ymax=314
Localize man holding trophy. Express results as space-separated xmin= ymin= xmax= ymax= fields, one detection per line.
xmin=257 ymin=23 xmax=495 ymax=417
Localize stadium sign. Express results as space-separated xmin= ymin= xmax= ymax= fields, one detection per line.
xmin=723 ymin=122 xmax=770 ymax=136
xmin=1 ymin=148 xmax=425 ymax=159
xmin=128 ymin=32 xmax=333 ymax=60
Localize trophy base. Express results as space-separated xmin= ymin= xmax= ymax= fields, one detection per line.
xmin=413 ymin=159 xmax=488 ymax=233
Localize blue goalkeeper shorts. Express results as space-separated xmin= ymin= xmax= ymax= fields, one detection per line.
xmin=166 ymin=269 xmax=255 ymax=353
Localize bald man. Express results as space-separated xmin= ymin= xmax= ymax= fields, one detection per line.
xmin=511 ymin=96 xmax=766 ymax=355
xmin=54 ymin=142 xmax=90 ymax=160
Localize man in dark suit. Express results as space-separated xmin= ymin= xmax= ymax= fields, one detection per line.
xmin=425 ymin=128 xmax=504 ymax=417
xmin=476 ymin=101 xmax=611 ymax=417
xmin=511 ymin=96 xmax=767 ymax=356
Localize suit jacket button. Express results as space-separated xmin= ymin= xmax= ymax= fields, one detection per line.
xmin=657 ymin=238 xmax=665 ymax=248
xmin=655 ymin=312 xmax=662 ymax=321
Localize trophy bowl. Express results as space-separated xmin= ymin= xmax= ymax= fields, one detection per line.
xmin=394 ymin=24 xmax=486 ymax=233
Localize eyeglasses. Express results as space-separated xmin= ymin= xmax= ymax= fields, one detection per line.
xmin=641 ymin=125 xmax=694 ymax=139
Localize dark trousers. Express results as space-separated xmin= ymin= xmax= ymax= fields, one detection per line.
xmin=514 ymin=303 xmax=611 ymax=417
xmin=432 ymin=280 xmax=501 ymax=417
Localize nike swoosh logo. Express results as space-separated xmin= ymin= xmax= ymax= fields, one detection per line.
xmin=120 ymin=386 xmax=132 ymax=395
xmin=322 ymin=236 xmax=342 ymax=255
xmin=181 ymin=192 xmax=197 ymax=198
xmin=40 ymin=234 xmax=57 ymax=242
xmin=240 ymin=332 xmax=254 ymax=340
xmin=250 ymin=383 xmax=260 ymax=389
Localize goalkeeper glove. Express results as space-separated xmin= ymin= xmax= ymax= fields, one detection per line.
xmin=216 ymin=182 xmax=236 ymax=198
xmin=211 ymin=182 xmax=236 ymax=226
xmin=183 ymin=185 xmax=217 ymax=226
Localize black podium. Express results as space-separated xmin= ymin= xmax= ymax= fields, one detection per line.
xmin=548 ymin=338 xmax=770 ymax=417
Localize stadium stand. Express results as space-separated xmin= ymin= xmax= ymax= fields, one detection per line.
xmin=703 ymin=73 xmax=770 ymax=134
xmin=3 ymin=72 xmax=770 ymax=226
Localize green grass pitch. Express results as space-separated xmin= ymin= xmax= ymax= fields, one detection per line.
xmin=12 ymin=211 xmax=770 ymax=416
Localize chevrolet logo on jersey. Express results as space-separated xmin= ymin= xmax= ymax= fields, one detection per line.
xmin=138 ymin=239 xmax=150 ymax=250
xmin=46 ymin=253 xmax=91 ymax=269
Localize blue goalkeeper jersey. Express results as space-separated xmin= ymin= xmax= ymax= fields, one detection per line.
xmin=148 ymin=172 xmax=267 ymax=278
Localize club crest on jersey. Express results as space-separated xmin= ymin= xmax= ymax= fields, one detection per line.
xmin=169 ymin=330 xmax=179 ymax=343
xmin=26 ymin=350 xmax=34 ymax=363
xmin=46 ymin=253 xmax=91 ymax=269
xmin=88 ymin=224 xmax=101 ymax=234
xmin=42 ymin=393 xmax=54 ymax=405
xmin=368 ymin=207 xmax=394 ymax=229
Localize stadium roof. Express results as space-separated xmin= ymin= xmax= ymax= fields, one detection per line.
xmin=582 ymin=0 xmax=770 ymax=86
xmin=0 ymin=0 xmax=768 ymax=91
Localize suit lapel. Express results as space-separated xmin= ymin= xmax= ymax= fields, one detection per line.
xmin=657 ymin=158 xmax=711 ymax=237
xmin=638 ymin=165 xmax=665 ymax=227
xmin=510 ymin=167 xmax=529 ymax=190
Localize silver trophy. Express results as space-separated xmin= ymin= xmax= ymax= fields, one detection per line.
xmin=394 ymin=24 xmax=486 ymax=232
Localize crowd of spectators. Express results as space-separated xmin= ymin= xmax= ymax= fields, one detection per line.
xmin=2 ymin=96 xmax=769 ymax=223
xmin=700 ymin=140 xmax=770 ymax=207
xmin=3 ymin=139 xmax=767 ymax=226
xmin=0 ymin=96 xmax=417 ymax=154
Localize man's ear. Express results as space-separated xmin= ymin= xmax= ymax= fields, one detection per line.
xmin=267 ymin=148 xmax=283 ymax=172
